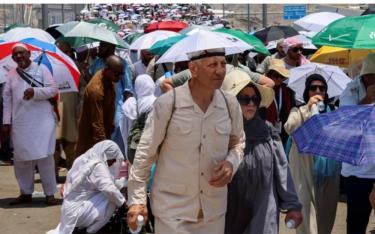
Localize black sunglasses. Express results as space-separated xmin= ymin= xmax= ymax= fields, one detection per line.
xmin=237 ymin=95 xmax=261 ymax=106
xmin=291 ymin=47 xmax=303 ymax=52
xmin=309 ymin=85 xmax=327 ymax=92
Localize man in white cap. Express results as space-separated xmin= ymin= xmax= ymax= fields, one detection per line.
xmin=2 ymin=43 xmax=59 ymax=205
xmin=127 ymin=48 xmax=245 ymax=233
xmin=339 ymin=53 xmax=375 ymax=234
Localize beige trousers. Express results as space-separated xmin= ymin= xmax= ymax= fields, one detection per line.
xmin=155 ymin=214 xmax=225 ymax=234
xmin=289 ymin=144 xmax=339 ymax=234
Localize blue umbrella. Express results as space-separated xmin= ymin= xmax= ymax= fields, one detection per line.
xmin=292 ymin=105 xmax=375 ymax=166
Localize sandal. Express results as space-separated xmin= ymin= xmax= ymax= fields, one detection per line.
xmin=45 ymin=195 xmax=59 ymax=206
xmin=9 ymin=194 xmax=32 ymax=205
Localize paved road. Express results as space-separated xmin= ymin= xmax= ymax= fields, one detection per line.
xmin=0 ymin=165 xmax=374 ymax=234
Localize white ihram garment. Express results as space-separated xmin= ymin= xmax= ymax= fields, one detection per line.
xmin=47 ymin=140 xmax=126 ymax=234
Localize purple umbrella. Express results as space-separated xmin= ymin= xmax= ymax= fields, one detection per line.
xmin=292 ymin=104 xmax=375 ymax=166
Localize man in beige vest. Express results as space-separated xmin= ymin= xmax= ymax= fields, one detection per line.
xmin=127 ymin=48 xmax=245 ymax=234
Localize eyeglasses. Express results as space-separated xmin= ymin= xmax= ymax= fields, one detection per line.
xmin=309 ymin=85 xmax=327 ymax=92
xmin=237 ymin=95 xmax=261 ymax=106
xmin=291 ymin=47 xmax=303 ymax=53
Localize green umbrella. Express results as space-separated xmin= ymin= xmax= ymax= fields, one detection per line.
xmin=149 ymin=34 xmax=187 ymax=56
xmin=124 ymin=32 xmax=144 ymax=45
xmin=4 ymin=23 xmax=29 ymax=32
xmin=214 ymin=28 xmax=271 ymax=55
xmin=312 ymin=14 xmax=375 ymax=49
xmin=56 ymin=21 xmax=128 ymax=48
xmin=87 ymin=18 xmax=120 ymax=32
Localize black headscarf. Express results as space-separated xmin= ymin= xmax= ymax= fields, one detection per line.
xmin=302 ymin=74 xmax=329 ymax=106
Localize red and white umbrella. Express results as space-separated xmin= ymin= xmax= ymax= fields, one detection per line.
xmin=0 ymin=38 xmax=80 ymax=93
xmin=144 ymin=20 xmax=188 ymax=33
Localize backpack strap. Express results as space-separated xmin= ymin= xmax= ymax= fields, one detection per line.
xmin=162 ymin=88 xmax=175 ymax=138
xmin=156 ymin=88 xmax=176 ymax=156
xmin=219 ymin=89 xmax=232 ymax=123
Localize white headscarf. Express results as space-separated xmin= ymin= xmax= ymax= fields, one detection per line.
xmin=122 ymin=97 xmax=137 ymax=120
xmin=135 ymin=74 xmax=156 ymax=115
xmin=63 ymin=140 xmax=124 ymax=197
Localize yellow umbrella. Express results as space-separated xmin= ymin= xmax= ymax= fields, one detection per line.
xmin=310 ymin=46 xmax=375 ymax=68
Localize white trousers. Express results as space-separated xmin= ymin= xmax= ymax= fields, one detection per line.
xmin=14 ymin=155 xmax=57 ymax=196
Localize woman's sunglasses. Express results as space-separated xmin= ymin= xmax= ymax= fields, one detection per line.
xmin=309 ymin=85 xmax=327 ymax=92
xmin=237 ymin=95 xmax=261 ymax=106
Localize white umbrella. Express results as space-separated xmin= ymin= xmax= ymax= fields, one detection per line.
xmin=288 ymin=63 xmax=352 ymax=101
xmin=156 ymin=30 xmax=253 ymax=64
xmin=294 ymin=12 xmax=345 ymax=32
xmin=130 ymin=30 xmax=179 ymax=51
xmin=1 ymin=27 xmax=55 ymax=43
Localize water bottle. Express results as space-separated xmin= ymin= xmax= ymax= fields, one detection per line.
xmin=286 ymin=219 xmax=296 ymax=229
xmin=129 ymin=215 xmax=144 ymax=234
xmin=317 ymin=101 xmax=325 ymax=112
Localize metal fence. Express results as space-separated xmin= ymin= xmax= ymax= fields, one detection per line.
xmin=212 ymin=4 xmax=365 ymax=33
xmin=0 ymin=4 xmax=84 ymax=32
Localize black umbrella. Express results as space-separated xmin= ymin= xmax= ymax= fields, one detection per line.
xmin=45 ymin=24 xmax=63 ymax=39
xmin=361 ymin=7 xmax=375 ymax=15
xmin=253 ymin=26 xmax=299 ymax=44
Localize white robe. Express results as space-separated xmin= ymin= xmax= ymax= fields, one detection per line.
xmin=3 ymin=62 xmax=58 ymax=161
xmin=48 ymin=140 xmax=126 ymax=234
xmin=119 ymin=74 xmax=156 ymax=159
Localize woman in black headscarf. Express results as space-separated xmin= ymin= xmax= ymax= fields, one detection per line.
xmin=222 ymin=69 xmax=302 ymax=234
xmin=284 ymin=73 xmax=341 ymax=234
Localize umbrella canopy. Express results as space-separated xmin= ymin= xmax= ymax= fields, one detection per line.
xmin=87 ymin=18 xmax=120 ymax=32
xmin=56 ymin=21 xmax=128 ymax=48
xmin=130 ymin=30 xmax=179 ymax=51
xmin=294 ymin=12 xmax=345 ymax=32
xmin=0 ymin=38 xmax=80 ymax=93
xmin=45 ymin=24 xmax=63 ymax=39
xmin=292 ymin=104 xmax=375 ymax=166
xmin=310 ymin=46 xmax=375 ymax=68
xmin=312 ymin=14 xmax=375 ymax=49
xmin=2 ymin=27 xmax=55 ymax=43
xmin=214 ymin=28 xmax=270 ymax=55
xmin=149 ymin=34 xmax=187 ymax=56
xmin=4 ymin=23 xmax=30 ymax=33
xmin=144 ymin=20 xmax=188 ymax=33
xmin=179 ymin=24 xmax=215 ymax=34
xmin=156 ymin=30 xmax=253 ymax=64
xmin=124 ymin=32 xmax=144 ymax=45
xmin=288 ymin=63 xmax=352 ymax=101
xmin=253 ymin=26 xmax=299 ymax=44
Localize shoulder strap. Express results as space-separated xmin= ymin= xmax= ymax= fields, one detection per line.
xmin=219 ymin=89 xmax=232 ymax=123
xmin=157 ymin=88 xmax=176 ymax=156
xmin=16 ymin=68 xmax=44 ymax=87
xmin=164 ymin=88 xmax=176 ymax=134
